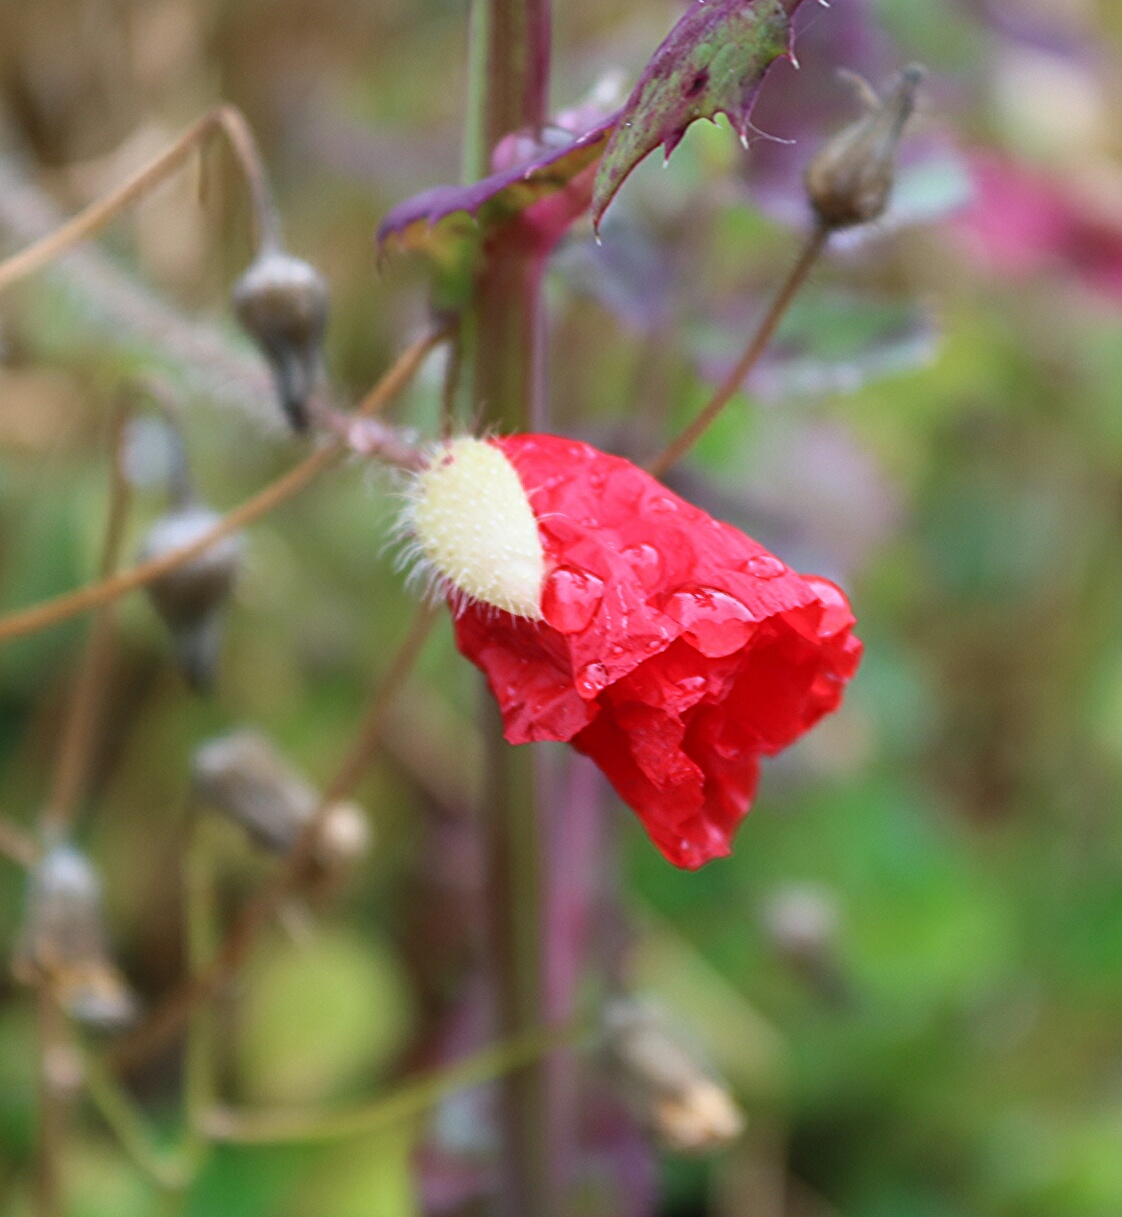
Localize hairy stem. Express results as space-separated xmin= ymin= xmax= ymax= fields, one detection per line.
xmin=648 ymin=224 xmax=829 ymax=478
xmin=0 ymin=329 xmax=445 ymax=647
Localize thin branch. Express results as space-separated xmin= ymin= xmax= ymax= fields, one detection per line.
xmin=647 ymin=225 xmax=830 ymax=479
xmin=0 ymin=329 xmax=446 ymax=647
xmin=80 ymin=1049 xmax=192 ymax=1191
xmin=111 ymin=602 xmax=439 ymax=1073
xmin=34 ymin=988 xmax=69 ymax=1217
xmin=0 ymin=105 xmax=278 ymax=297
xmin=203 ymin=1022 xmax=581 ymax=1145
xmin=42 ymin=405 xmax=133 ymax=837
xmin=321 ymin=603 xmax=438 ymax=806
xmin=0 ymin=817 xmax=38 ymax=867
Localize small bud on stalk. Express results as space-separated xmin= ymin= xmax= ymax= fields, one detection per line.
xmin=139 ymin=504 xmax=244 ymax=690
xmin=805 ymin=64 xmax=924 ymax=231
xmin=192 ymin=729 xmax=371 ymax=873
xmin=12 ymin=844 xmax=137 ymax=1029
xmin=601 ymin=997 xmax=745 ymax=1155
xmin=761 ymin=882 xmax=848 ymax=1004
xmin=233 ymin=249 xmax=330 ymax=432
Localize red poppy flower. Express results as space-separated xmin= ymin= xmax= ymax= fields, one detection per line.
xmin=409 ymin=434 xmax=861 ymax=870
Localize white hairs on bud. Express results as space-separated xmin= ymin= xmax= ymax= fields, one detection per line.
xmin=401 ymin=437 xmax=544 ymax=619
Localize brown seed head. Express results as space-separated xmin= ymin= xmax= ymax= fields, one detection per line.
xmin=805 ymin=64 xmax=924 ymax=231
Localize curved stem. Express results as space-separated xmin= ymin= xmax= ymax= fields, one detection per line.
xmin=111 ymin=603 xmax=437 ymax=1073
xmin=648 ymin=225 xmax=829 ymax=479
xmin=0 ymin=105 xmax=279 ymax=297
xmin=42 ymin=406 xmax=133 ymax=837
xmin=0 ymin=329 xmax=445 ymax=647
xmin=203 ymin=1021 xmax=582 ymax=1146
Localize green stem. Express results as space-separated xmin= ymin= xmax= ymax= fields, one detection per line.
xmin=182 ymin=819 xmax=218 ymax=1168
xmin=81 ymin=1050 xmax=192 ymax=1191
xmin=202 ymin=1022 xmax=581 ymax=1146
xmin=464 ymin=0 xmax=554 ymax=1211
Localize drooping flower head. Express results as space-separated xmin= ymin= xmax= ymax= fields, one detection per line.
xmin=406 ymin=434 xmax=861 ymax=870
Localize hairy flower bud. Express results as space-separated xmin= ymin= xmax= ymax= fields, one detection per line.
xmin=805 ymin=64 xmax=924 ymax=231
xmin=602 ymin=998 xmax=745 ymax=1155
xmin=139 ymin=504 xmax=244 ymax=689
xmin=233 ymin=249 xmax=329 ymax=432
xmin=12 ymin=844 xmax=137 ymax=1028
xmin=192 ymin=729 xmax=371 ymax=868
xmin=404 ymin=436 xmax=545 ymax=619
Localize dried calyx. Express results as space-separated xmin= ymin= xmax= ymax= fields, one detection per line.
xmin=805 ymin=64 xmax=924 ymax=231
xmin=12 ymin=843 xmax=137 ymax=1029
xmin=139 ymin=502 xmax=244 ymax=690
xmin=233 ymin=247 xmax=330 ymax=432
xmin=192 ymin=729 xmax=371 ymax=872
xmin=601 ymin=997 xmax=744 ymax=1154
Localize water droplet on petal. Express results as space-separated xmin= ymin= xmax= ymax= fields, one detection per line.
xmin=575 ymin=661 xmax=610 ymax=699
xmin=747 ymin=554 xmax=786 ymax=579
xmin=663 ymin=587 xmax=756 ymax=657
xmin=622 ymin=543 xmax=663 ymax=591
xmin=542 ymin=567 xmax=605 ymax=634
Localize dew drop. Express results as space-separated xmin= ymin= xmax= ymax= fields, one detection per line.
xmin=747 ymin=554 xmax=786 ymax=579
xmin=622 ymin=543 xmax=663 ymax=591
xmin=575 ymin=661 xmax=609 ymax=699
xmin=663 ymin=587 xmax=756 ymax=657
xmin=542 ymin=567 xmax=605 ymax=634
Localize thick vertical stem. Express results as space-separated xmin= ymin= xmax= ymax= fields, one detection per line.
xmin=464 ymin=0 xmax=553 ymax=1213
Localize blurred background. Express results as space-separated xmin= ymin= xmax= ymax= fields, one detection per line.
xmin=2 ymin=0 xmax=1122 ymax=1214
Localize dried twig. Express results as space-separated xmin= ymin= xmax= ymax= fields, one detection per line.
xmin=0 ymin=329 xmax=445 ymax=647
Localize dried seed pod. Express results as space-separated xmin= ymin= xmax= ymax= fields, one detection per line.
xmin=233 ymin=249 xmax=329 ymax=432
xmin=138 ymin=504 xmax=244 ymax=690
xmin=601 ymin=997 xmax=744 ymax=1155
xmin=192 ymin=730 xmax=372 ymax=870
xmin=12 ymin=844 xmax=138 ymax=1029
xmin=805 ymin=64 xmax=924 ymax=231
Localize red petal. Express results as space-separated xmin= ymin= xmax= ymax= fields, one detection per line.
xmin=451 ymin=434 xmax=861 ymax=869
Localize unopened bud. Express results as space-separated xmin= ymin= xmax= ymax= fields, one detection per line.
xmin=761 ymin=883 xmax=838 ymax=963
xmin=139 ymin=504 xmax=244 ymax=690
xmin=12 ymin=844 xmax=138 ymax=1029
xmin=805 ymin=64 xmax=924 ymax=231
xmin=233 ymin=250 xmax=329 ymax=432
xmin=192 ymin=730 xmax=371 ymax=869
xmin=405 ymin=437 xmax=544 ymax=619
xmin=602 ymin=998 xmax=745 ymax=1155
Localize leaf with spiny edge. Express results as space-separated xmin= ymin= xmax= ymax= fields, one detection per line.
xmin=592 ymin=0 xmax=806 ymax=229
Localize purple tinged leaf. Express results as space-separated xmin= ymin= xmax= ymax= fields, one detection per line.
xmin=375 ymin=113 xmax=618 ymax=303
xmin=591 ymin=0 xmax=805 ymax=229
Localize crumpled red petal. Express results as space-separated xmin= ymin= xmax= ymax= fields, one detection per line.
xmin=452 ymin=435 xmax=862 ymax=870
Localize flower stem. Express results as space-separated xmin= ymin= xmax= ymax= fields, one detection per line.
xmin=648 ymin=224 xmax=829 ymax=478
xmin=464 ymin=0 xmax=554 ymax=1210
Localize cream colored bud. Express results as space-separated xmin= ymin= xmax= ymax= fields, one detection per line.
xmin=406 ymin=437 xmax=544 ymax=619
